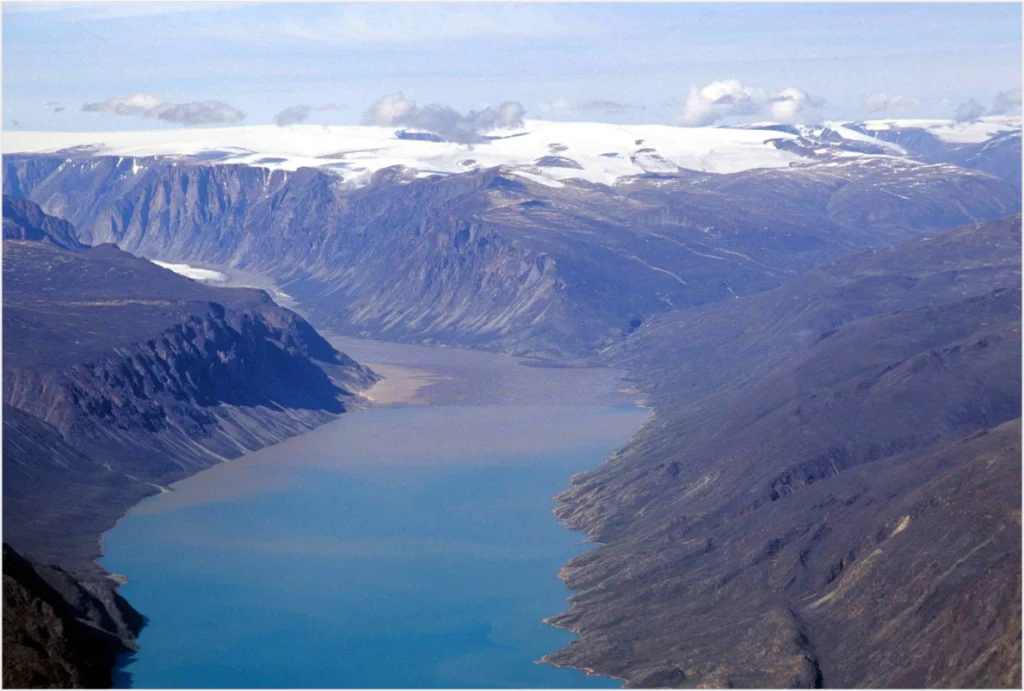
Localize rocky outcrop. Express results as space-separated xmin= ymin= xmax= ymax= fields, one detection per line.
xmin=3 ymin=543 xmax=142 ymax=689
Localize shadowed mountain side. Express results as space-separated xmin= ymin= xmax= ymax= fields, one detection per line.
xmin=2 ymin=198 xmax=379 ymax=689
xmin=3 ymin=194 xmax=85 ymax=250
xmin=2 ymin=198 xmax=379 ymax=687
xmin=3 ymin=543 xmax=143 ymax=689
xmin=3 ymin=232 xmax=377 ymax=569
xmin=545 ymin=215 xmax=1022 ymax=688
xmin=4 ymin=154 xmax=1019 ymax=358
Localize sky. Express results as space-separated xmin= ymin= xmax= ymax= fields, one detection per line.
xmin=2 ymin=2 xmax=1021 ymax=132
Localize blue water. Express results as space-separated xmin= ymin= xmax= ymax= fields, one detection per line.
xmin=102 ymin=346 xmax=647 ymax=689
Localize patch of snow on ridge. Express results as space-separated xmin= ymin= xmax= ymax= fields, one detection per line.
xmin=2 ymin=120 xmax=804 ymax=187
xmin=857 ymin=115 xmax=1021 ymax=144
xmin=152 ymin=261 xmax=228 ymax=283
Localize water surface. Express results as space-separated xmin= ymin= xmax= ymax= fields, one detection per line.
xmin=103 ymin=338 xmax=648 ymax=688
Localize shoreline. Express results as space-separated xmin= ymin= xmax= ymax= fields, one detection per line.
xmin=358 ymin=362 xmax=452 ymax=407
xmin=97 ymin=337 xmax=646 ymax=688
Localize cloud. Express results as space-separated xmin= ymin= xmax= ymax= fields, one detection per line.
xmin=361 ymin=92 xmax=525 ymax=144
xmin=768 ymin=87 xmax=822 ymax=124
xmin=274 ymin=103 xmax=347 ymax=127
xmin=954 ymin=98 xmax=985 ymax=123
xmin=680 ymin=79 xmax=821 ymax=126
xmin=681 ymin=80 xmax=764 ymax=126
xmin=989 ymin=88 xmax=1022 ymax=116
xmin=82 ymin=92 xmax=244 ymax=125
xmin=861 ymin=93 xmax=920 ymax=114
xmin=83 ymin=92 xmax=163 ymax=117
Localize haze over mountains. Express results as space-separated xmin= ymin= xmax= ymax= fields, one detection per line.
xmin=2 ymin=114 xmax=1021 ymax=688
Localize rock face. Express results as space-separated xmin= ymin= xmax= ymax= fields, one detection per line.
xmin=4 ymin=153 xmax=1019 ymax=358
xmin=3 ymin=543 xmax=143 ymax=689
xmin=2 ymin=197 xmax=377 ymax=687
xmin=545 ymin=216 xmax=1022 ymax=687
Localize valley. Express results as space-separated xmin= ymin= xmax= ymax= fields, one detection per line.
xmin=101 ymin=337 xmax=649 ymax=689
xmin=2 ymin=116 xmax=1020 ymax=689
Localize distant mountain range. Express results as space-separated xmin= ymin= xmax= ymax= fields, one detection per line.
xmin=2 ymin=116 xmax=1019 ymax=184
xmin=4 ymin=119 xmax=1019 ymax=359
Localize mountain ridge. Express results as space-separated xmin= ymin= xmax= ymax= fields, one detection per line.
xmin=544 ymin=215 xmax=1022 ymax=687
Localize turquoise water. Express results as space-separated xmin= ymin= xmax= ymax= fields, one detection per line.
xmin=102 ymin=342 xmax=647 ymax=689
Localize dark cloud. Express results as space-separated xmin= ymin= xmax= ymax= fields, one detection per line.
xmin=274 ymin=103 xmax=348 ymax=127
xmin=82 ymin=93 xmax=244 ymax=126
xmin=954 ymin=98 xmax=985 ymax=123
xmin=153 ymin=101 xmax=245 ymax=125
xmin=276 ymin=105 xmax=313 ymax=126
xmin=989 ymin=88 xmax=1022 ymax=116
xmin=362 ymin=92 xmax=525 ymax=144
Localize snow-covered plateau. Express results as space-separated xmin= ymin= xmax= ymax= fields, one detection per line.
xmin=3 ymin=115 xmax=1019 ymax=189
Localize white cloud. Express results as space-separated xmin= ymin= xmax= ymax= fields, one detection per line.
xmin=82 ymin=93 xmax=244 ymax=125
xmin=680 ymin=80 xmax=820 ymax=126
xmin=768 ymin=87 xmax=821 ymax=124
xmin=861 ymin=93 xmax=921 ymax=114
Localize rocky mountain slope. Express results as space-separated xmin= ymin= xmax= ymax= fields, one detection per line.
xmin=3 ymin=543 xmax=143 ymax=688
xmin=2 ymin=197 xmax=377 ymax=686
xmin=4 ymin=147 xmax=1019 ymax=358
xmin=545 ymin=215 xmax=1022 ymax=687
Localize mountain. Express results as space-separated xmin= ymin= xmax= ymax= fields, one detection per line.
xmin=737 ymin=116 xmax=1022 ymax=189
xmin=2 ymin=197 xmax=377 ymax=687
xmin=545 ymin=215 xmax=1022 ymax=687
xmin=3 ymin=141 xmax=1018 ymax=359
xmin=3 ymin=194 xmax=85 ymax=249
xmin=4 ymin=116 xmax=1018 ymax=185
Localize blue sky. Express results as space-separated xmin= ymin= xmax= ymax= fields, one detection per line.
xmin=3 ymin=2 xmax=1021 ymax=131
